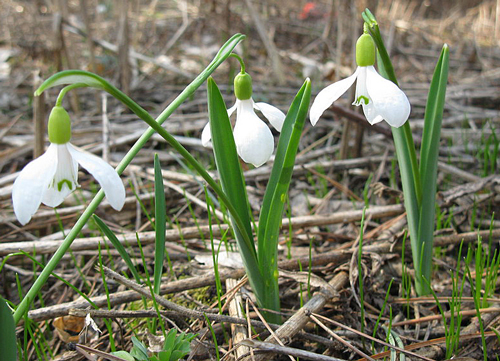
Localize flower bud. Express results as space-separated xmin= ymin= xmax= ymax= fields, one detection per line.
xmin=48 ymin=106 xmax=71 ymax=144
xmin=234 ymin=72 xmax=253 ymax=100
xmin=355 ymin=33 xmax=376 ymax=67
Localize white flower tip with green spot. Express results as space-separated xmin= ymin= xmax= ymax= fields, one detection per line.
xmin=12 ymin=142 xmax=125 ymax=225
xmin=310 ymin=65 xmax=410 ymax=128
xmin=202 ymin=98 xmax=285 ymax=167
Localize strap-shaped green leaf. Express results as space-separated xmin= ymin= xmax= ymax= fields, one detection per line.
xmin=206 ymin=77 xmax=263 ymax=300
xmin=0 ymin=297 xmax=16 ymax=361
xmin=417 ymin=45 xmax=449 ymax=294
xmin=154 ymin=154 xmax=167 ymax=294
xmin=257 ymin=79 xmax=311 ymax=321
xmin=93 ymin=215 xmax=142 ymax=284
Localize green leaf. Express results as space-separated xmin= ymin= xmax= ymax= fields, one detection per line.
xmin=35 ymin=71 xmax=105 ymax=96
xmin=111 ymin=351 xmax=136 ymax=361
xmin=164 ymin=328 xmax=177 ymax=351
xmin=131 ymin=336 xmax=149 ymax=361
xmin=417 ymin=44 xmax=449 ymax=295
xmin=93 ymin=215 xmax=142 ymax=284
xmin=154 ymin=154 xmax=167 ymax=294
xmin=206 ymin=77 xmax=263 ymax=301
xmin=257 ymin=78 xmax=311 ymax=323
xmin=0 ymin=298 xmax=16 ymax=361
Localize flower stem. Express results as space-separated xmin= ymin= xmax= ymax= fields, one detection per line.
xmin=229 ymin=53 xmax=246 ymax=73
xmin=56 ymin=84 xmax=86 ymax=107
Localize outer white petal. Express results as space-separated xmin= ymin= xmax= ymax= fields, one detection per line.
xmin=309 ymin=68 xmax=360 ymax=126
xmin=200 ymin=101 xmax=238 ymax=146
xmin=42 ymin=144 xmax=79 ymax=207
xmin=361 ymin=101 xmax=384 ymax=125
xmin=365 ymin=66 xmax=411 ymax=127
xmin=253 ymin=101 xmax=286 ymax=132
xmin=233 ymin=100 xmax=274 ymax=167
xmin=227 ymin=101 xmax=238 ymax=117
xmin=12 ymin=144 xmax=58 ymax=225
xmin=201 ymin=123 xmax=211 ymax=147
xmin=67 ymin=144 xmax=125 ymax=211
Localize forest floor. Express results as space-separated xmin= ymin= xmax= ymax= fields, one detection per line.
xmin=1 ymin=1 xmax=500 ymax=360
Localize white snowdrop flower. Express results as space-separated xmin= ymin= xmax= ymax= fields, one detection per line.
xmin=310 ymin=33 xmax=410 ymax=128
xmin=202 ymin=72 xmax=285 ymax=167
xmin=12 ymin=106 xmax=125 ymax=225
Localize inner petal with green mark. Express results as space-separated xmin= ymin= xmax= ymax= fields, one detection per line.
xmin=57 ymin=179 xmax=74 ymax=192
xmin=356 ymin=95 xmax=370 ymax=105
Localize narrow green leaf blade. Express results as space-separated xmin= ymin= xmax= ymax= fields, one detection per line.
xmin=257 ymin=79 xmax=311 ymax=321
xmin=154 ymin=154 xmax=167 ymax=294
xmin=206 ymin=77 xmax=263 ymax=299
xmin=417 ymin=44 xmax=449 ymax=294
xmin=0 ymin=298 xmax=16 ymax=361
xmin=93 ymin=215 xmax=142 ymax=283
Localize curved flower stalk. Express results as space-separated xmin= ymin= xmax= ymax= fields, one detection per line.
xmin=310 ymin=33 xmax=410 ymax=128
xmin=12 ymin=106 xmax=125 ymax=225
xmin=202 ymin=71 xmax=285 ymax=167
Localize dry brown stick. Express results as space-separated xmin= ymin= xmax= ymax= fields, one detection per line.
xmin=33 ymin=71 xmax=45 ymax=159
xmin=117 ymin=0 xmax=131 ymax=95
xmin=101 ymin=265 xmax=281 ymax=332
xmin=247 ymin=271 xmax=349 ymax=361
xmin=226 ymin=278 xmax=249 ymax=359
xmin=240 ymin=339 xmax=347 ymax=361
xmin=242 ymin=0 xmax=285 ymax=84
xmin=392 ymin=307 xmax=500 ymax=327
xmin=80 ymin=0 xmax=101 ymax=110
xmin=311 ymin=313 xmax=435 ymax=361
xmin=309 ymin=314 xmax=375 ymax=361
xmin=22 ymin=228 xmax=500 ymax=321
xmin=0 ymin=204 xmax=404 ymax=254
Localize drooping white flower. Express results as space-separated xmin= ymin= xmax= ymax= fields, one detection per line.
xmin=202 ymin=72 xmax=285 ymax=167
xmin=12 ymin=106 xmax=125 ymax=225
xmin=310 ymin=33 xmax=410 ymax=128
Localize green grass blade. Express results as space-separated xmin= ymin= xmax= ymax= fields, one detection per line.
xmin=0 ymin=297 xmax=16 ymax=361
xmin=93 ymin=215 xmax=142 ymax=284
xmin=206 ymin=77 xmax=263 ymax=301
xmin=154 ymin=154 xmax=167 ymax=294
xmin=417 ymin=45 xmax=449 ymax=295
xmin=257 ymin=78 xmax=311 ymax=322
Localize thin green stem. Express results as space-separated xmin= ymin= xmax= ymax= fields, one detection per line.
xmin=229 ymin=53 xmax=246 ymax=73
xmin=56 ymin=84 xmax=86 ymax=106
xmin=13 ymin=34 xmax=245 ymax=324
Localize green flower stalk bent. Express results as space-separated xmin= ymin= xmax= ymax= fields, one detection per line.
xmin=13 ymin=33 xmax=246 ymax=324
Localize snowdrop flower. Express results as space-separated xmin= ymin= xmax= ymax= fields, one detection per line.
xmin=310 ymin=33 xmax=410 ymax=128
xmin=202 ymin=72 xmax=285 ymax=167
xmin=12 ymin=106 xmax=125 ymax=225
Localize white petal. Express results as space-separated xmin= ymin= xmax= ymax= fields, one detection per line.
xmin=67 ymin=144 xmax=125 ymax=211
xmin=227 ymin=101 xmax=238 ymax=118
xmin=361 ymin=102 xmax=384 ymax=125
xmin=201 ymin=101 xmax=238 ymax=146
xmin=233 ymin=100 xmax=274 ymax=167
xmin=352 ymin=67 xmax=369 ymax=106
xmin=365 ymin=66 xmax=411 ymax=127
xmin=201 ymin=122 xmax=211 ymax=147
xmin=42 ymin=144 xmax=79 ymax=207
xmin=12 ymin=144 xmax=58 ymax=225
xmin=254 ymin=101 xmax=286 ymax=132
xmin=309 ymin=68 xmax=359 ymax=126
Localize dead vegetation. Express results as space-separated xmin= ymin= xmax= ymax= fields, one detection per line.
xmin=0 ymin=0 xmax=500 ymax=360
